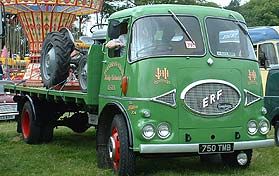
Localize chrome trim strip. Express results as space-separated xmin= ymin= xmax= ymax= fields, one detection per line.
xmin=99 ymin=95 xmax=150 ymax=101
xmin=139 ymin=139 xmax=274 ymax=153
xmin=244 ymin=89 xmax=262 ymax=107
xmin=264 ymin=96 xmax=279 ymax=98
xmin=180 ymin=79 xmax=241 ymax=99
xmin=180 ymin=79 xmax=241 ymax=115
xmin=0 ymin=112 xmax=19 ymax=117
xmin=99 ymin=89 xmax=177 ymax=108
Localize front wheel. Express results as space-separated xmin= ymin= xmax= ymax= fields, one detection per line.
xmin=108 ymin=115 xmax=135 ymax=176
xmin=221 ymin=149 xmax=252 ymax=168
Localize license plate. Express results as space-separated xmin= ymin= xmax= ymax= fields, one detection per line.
xmin=0 ymin=115 xmax=15 ymax=120
xmin=199 ymin=143 xmax=234 ymax=154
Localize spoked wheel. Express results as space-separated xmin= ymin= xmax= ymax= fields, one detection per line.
xmin=78 ymin=55 xmax=87 ymax=93
xmin=40 ymin=31 xmax=74 ymax=88
xmin=108 ymin=115 xmax=135 ymax=176
xmin=21 ymin=101 xmax=41 ymax=144
xmin=221 ymin=149 xmax=252 ymax=169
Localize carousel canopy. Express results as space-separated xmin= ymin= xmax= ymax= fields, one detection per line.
xmin=1 ymin=0 xmax=103 ymax=15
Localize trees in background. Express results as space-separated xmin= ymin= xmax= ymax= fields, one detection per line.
xmin=101 ymin=0 xmax=279 ymax=27
xmin=238 ymin=0 xmax=279 ymax=26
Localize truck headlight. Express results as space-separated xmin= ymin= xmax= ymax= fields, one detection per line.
xmin=157 ymin=122 xmax=171 ymax=139
xmin=247 ymin=120 xmax=257 ymax=135
xmin=259 ymin=120 xmax=270 ymax=135
xmin=142 ymin=124 xmax=155 ymax=140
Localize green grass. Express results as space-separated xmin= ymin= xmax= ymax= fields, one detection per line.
xmin=0 ymin=121 xmax=278 ymax=176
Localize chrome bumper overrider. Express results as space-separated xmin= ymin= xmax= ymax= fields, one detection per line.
xmin=139 ymin=139 xmax=275 ymax=153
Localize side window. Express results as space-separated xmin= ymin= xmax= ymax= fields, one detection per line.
xmin=259 ymin=43 xmax=277 ymax=65
xmin=106 ymin=22 xmax=128 ymax=58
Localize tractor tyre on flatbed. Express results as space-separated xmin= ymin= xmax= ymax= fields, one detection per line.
xmin=40 ymin=31 xmax=74 ymax=88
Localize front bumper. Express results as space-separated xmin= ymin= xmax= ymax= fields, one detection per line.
xmin=139 ymin=139 xmax=274 ymax=153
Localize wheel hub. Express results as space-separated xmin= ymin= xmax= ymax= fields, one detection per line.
xmin=22 ymin=109 xmax=30 ymax=138
xmin=109 ymin=127 xmax=120 ymax=170
xmin=44 ymin=47 xmax=56 ymax=80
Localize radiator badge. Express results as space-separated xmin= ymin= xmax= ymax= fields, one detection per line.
xmin=154 ymin=67 xmax=170 ymax=85
xmin=248 ymin=69 xmax=257 ymax=85
xmin=202 ymin=89 xmax=223 ymax=108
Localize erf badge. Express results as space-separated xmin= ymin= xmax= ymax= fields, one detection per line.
xmin=248 ymin=69 xmax=257 ymax=85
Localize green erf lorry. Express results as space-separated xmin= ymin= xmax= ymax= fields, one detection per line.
xmin=1 ymin=4 xmax=275 ymax=175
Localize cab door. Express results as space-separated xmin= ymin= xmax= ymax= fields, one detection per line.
xmin=100 ymin=18 xmax=130 ymax=97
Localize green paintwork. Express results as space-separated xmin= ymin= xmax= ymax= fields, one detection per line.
xmin=109 ymin=4 xmax=244 ymax=23
xmin=86 ymin=44 xmax=104 ymax=105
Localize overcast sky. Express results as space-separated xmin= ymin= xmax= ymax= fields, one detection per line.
xmin=207 ymin=0 xmax=249 ymax=7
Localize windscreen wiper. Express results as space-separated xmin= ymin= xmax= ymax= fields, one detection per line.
xmin=229 ymin=13 xmax=252 ymax=42
xmin=168 ymin=9 xmax=194 ymax=42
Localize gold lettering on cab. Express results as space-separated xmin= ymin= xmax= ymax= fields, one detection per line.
xmin=107 ymin=84 xmax=116 ymax=91
xmin=104 ymin=62 xmax=124 ymax=81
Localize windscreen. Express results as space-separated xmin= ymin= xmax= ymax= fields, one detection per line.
xmin=206 ymin=17 xmax=256 ymax=60
xmin=129 ymin=15 xmax=205 ymax=62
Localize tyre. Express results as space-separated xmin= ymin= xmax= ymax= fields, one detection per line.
xmin=21 ymin=101 xmax=41 ymax=144
xmin=275 ymin=121 xmax=279 ymax=146
xmin=41 ymin=124 xmax=54 ymax=143
xmin=40 ymin=31 xmax=74 ymax=88
xmin=78 ymin=55 xmax=88 ymax=93
xmin=221 ymin=149 xmax=252 ymax=168
xmin=108 ymin=115 xmax=135 ymax=176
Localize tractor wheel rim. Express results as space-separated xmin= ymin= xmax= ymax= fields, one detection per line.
xmin=22 ymin=109 xmax=30 ymax=138
xmin=109 ymin=127 xmax=120 ymax=171
xmin=44 ymin=47 xmax=56 ymax=80
xmin=80 ymin=63 xmax=87 ymax=89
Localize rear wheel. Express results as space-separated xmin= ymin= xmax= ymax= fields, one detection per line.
xmin=41 ymin=124 xmax=54 ymax=143
xmin=221 ymin=149 xmax=252 ymax=168
xmin=108 ymin=115 xmax=135 ymax=176
xmin=21 ymin=101 xmax=41 ymax=144
xmin=40 ymin=31 xmax=74 ymax=88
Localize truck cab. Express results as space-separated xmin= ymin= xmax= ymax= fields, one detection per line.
xmin=95 ymin=5 xmax=273 ymax=175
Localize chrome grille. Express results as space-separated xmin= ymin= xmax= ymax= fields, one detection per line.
xmin=0 ymin=103 xmax=17 ymax=113
xmin=180 ymin=80 xmax=241 ymax=115
xmin=244 ymin=89 xmax=261 ymax=106
xmin=151 ymin=89 xmax=176 ymax=108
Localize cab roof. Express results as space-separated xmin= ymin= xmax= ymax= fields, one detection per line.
xmin=109 ymin=4 xmax=245 ymax=22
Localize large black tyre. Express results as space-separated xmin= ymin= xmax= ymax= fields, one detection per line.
xmin=275 ymin=121 xmax=279 ymax=146
xmin=221 ymin=149 xmax=252 ymax=169
xmin=21 ymin=101 xmax=41 ymax=144
xmin=78 ymin=55 xmax=87 ymax=93
xmin=108 ymin=115 xmax=136 ymax=176
xmin=40 ymin=124 xmax=54 ymax=143
xmin=40 ymin=31 xmax=74 ymax=88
